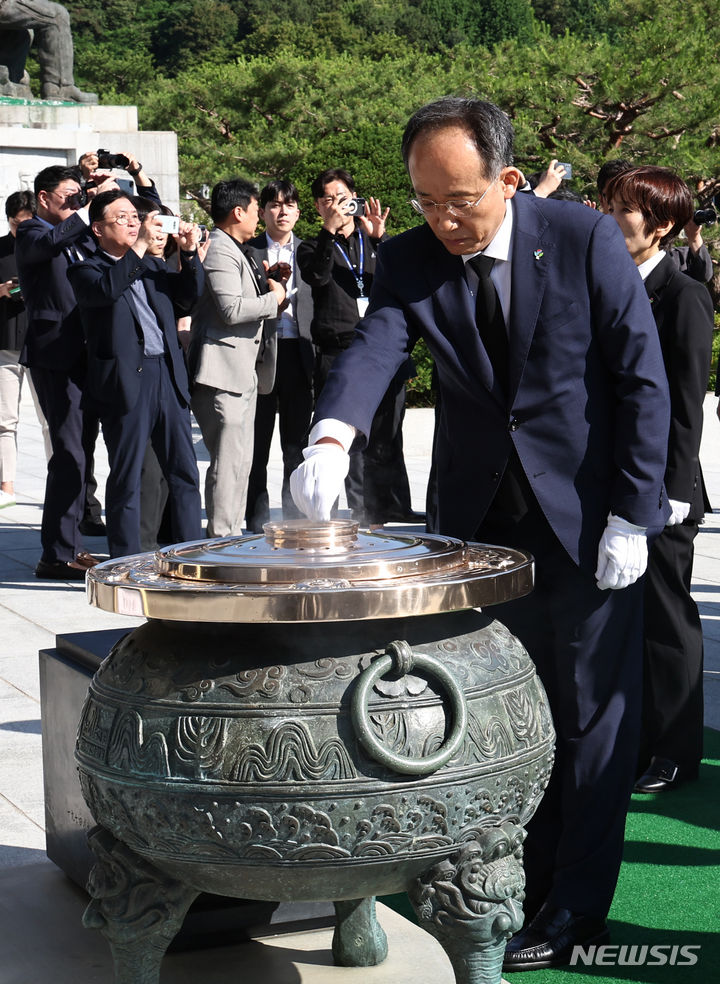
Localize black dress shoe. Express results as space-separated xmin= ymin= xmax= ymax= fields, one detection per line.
xmin=79 ymin=518 xmax=106 ymax=537
xmin=35 ymin=559 xmax=88 ymax=581
xmin=503 ymin=904 xmax=609 ymax=971
xmin=634 ymin=756 xmax=697 ymax=793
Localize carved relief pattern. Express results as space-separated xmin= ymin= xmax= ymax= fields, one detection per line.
xmin=218 ymin=665 xmax=286 ymax=700
xmin=231 ymin=721 xmax=356 ymax=781
xmin=464 ymin=712 xmax=514 ymax=762
xmin=79 ymin=774 xmax=460 ymax=864
xmin=409 ymin=823 xmax=526 ymax=984
xmin=296 ymin=657 xmax=355 ymax=681
xmin=77 ymin=698 xmax=116 ymax=762
xmin=174 ymin=716 xmax=228 ymax=779
xmin=505 ymin=687 xmax=541 ymax=745
xmin=106 ymin=709 xmax=170 ymax=778
xmin=83 ymin=827 xmax=198 ymax=949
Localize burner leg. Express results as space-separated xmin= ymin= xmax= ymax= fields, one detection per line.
xmin=332 ymin=896 xmax=389 ymax=966
xmin=82 ymin=827 xmax=200 ymax=984
xmin=409 ymin=823 xmax=526 ymax=984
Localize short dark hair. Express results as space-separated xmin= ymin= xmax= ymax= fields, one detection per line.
xmin=311 ymin=168 xmax=355 ymax=201
xmin=210 ymin=178 xmax=258 ymax=224
xmin=5 ymin=189 xmax=35 ymax=219
xmin=34 ymin=165 xmax=81 ymax=197
xmin=596 ymin=159 xmax=632 ymax=196
xmin=605 ymin=166 xmax=694 ymax=248
xmin=88 ymin=189 xmax=133 ymax=224
xmin=401 ymin=97 xmax=514 ymax=179
xmin=259 ymin=179 xmax=300 ymax=209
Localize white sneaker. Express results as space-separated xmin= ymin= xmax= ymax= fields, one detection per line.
xmin=0 ymin=490 xmax=16 ymax=508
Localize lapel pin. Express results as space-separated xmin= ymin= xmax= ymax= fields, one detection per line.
xmin=534 ymin=249 xmax=544 ymax=261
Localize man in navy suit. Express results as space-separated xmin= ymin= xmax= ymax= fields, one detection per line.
xmin=291 ymin=97 xmax=671 ymax=969
xmin=67 ymin=190 xmax=203 ymax=558
xmin=15 ymin=164 xmax=117 ymax=579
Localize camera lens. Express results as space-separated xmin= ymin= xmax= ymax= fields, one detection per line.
xmin=692 ymin=207 xmax=717 ymax=226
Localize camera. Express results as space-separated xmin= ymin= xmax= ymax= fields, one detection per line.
xmin=199 ymin=224 xmax=209 ymax=243
xmin=693 ymin=192 xmax=720 ymax=226
xmin=97 ymin=149 xmax=130 ymax=170
xmin=344 ymin=197 xmax=366 ymax=217
xmin=156 ymin=214 xmax=180 ymax=235
xmin=558 ymin=163 xmax=572 ymax=179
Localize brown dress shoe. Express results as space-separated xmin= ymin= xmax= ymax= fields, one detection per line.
xmin=75 ymin=551 xmax=100 ymax=569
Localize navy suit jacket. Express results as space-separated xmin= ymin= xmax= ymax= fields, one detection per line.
xmin=314 ymin=193 xmax=671 ymax=574
xmin=67 ymin=248 xmax=204 ymax=415
xmin=15 ymin=212 xmax=97 ymax=370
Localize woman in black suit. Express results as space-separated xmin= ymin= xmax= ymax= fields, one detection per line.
xmin=607 ymin=166 xmax=714 ymax=791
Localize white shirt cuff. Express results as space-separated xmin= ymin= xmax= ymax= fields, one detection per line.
xmin=309 ymin=418 xmax=357 ymax=453
xmin=76 ymin=205 xmax=91 ymax=225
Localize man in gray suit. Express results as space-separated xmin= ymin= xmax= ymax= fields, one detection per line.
xmin=190 ymin=178 xmax=286 ymax=537
xmin=245 ymin=180 xmax=315 ymax=532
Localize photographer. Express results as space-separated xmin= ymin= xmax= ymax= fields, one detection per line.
xmin=298 ymin=168 xmax=418 ymax=526
xmin=15 ymin=164 xmax=119 ymax=579
xmin=76 ymin=150 xmax=161 ymax=209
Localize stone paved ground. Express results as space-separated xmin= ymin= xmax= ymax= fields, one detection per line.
xmin=0 ymin=384 xmax=717 ymax=982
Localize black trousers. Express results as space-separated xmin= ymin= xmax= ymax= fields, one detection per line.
xmin=315 ymin=350 xmax=413 ymax=525
xmin=476 ymin=500 xmax=644 ymax=920
xmin=30 ymin=362 xmax=86 ymax=564
xmin=245 ymin=339 xmax=313 ymax=533
xmin=641 ymin=520 xmax=704 ymax=773
xmin=101 ymin=357 xmax=201 ymax=558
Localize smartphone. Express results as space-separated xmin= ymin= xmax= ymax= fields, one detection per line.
xmin=558 ymin=163 xmax=572 ymax=179
xmin=157 ymin=214 xmax=180 ymax=234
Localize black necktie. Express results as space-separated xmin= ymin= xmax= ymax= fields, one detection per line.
xmin=468 ymin=254 xmax=508 ymax=389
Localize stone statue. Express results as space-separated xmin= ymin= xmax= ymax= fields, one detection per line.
xmin=0 ymin=0 xmax=97 ymax=102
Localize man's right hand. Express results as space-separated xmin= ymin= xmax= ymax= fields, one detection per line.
xmin=85 ymin=172 xmax=119 ymax=198
xmin=290 ymin=442 xmax=350 ymax=521
xmin=267 ymin=277 xmax=287 ymax=311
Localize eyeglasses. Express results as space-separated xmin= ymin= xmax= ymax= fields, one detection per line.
xmin=102 ymin=212 xmax=140 ymax=226
xmin=409 ymin=182 xmax=495 ymax=217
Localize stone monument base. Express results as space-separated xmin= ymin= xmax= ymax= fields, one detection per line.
xmin=0 ymin=98 xmax=179 ymax=232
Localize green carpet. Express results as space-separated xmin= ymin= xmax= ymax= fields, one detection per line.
xmin=380 ymin=727 xmax=720 ymax=983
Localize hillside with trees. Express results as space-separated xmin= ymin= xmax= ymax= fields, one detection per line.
xmin=30 ymin=0 xmax=719 ymax=398
xmin=49 ymin=0 xmax=719 ymax=235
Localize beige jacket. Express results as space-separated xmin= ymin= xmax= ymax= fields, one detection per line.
xmin=192 ymin=227 xmax=279 ymax=395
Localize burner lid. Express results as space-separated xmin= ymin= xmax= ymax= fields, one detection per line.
xmin=86 ymin=520 xmax=533 ymax=623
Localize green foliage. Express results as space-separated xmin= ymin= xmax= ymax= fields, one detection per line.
xmin=60 ymin=0 xmax=720 ymax=404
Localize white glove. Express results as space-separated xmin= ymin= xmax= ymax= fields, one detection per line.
xmin=666 ymin=499 xmax=690 ymax=526
xmin=595 ymin=513 xmax=648 ymax=591
xmin=290 ymin=443 xmax=350 ymax=521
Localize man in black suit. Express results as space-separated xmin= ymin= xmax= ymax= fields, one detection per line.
xmin=15 ymin=164 xmax=116 ymax=579
xmin=297 ymin=168 xmax=417 ymax=526
xmin=244 ymin=179 xmax=315 ymax=532
xmin=292 ymin=97 xmax=671 ymax=969
xmin=67 ymin=190 xmax=203 ymax=558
